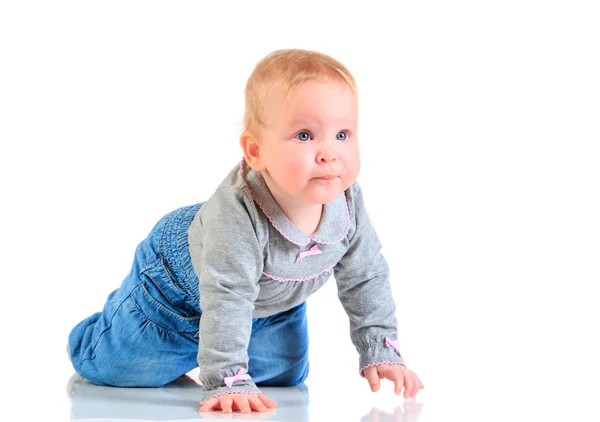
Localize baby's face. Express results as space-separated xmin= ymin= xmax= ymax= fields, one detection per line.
xmin=258 ymin=80 xmax=360 ymax=206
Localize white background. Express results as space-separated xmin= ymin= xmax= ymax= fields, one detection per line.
xmin=1 ymin=1 xmax=599 ymax=421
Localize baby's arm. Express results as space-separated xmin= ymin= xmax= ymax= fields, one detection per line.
xmin=334 ymin=182 xmax=422 ymax=396
xmin=192 ymin=187 xmax=274 ymax=411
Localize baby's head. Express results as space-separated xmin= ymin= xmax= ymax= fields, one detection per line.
xmin=241 ymin=49 xmax=360 ymax=206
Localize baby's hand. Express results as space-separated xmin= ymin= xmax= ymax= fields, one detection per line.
xmin=199 ymin=392 xmax=277 ymax=414
xmin=363 ymin=364 xmax=424 ymax=399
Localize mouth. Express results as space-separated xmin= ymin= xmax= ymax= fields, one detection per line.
xmin=314 ymin=175 xmax=337 ymax=181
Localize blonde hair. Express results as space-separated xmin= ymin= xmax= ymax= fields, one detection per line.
xmin=243 ymin=49 xmax=357 ymax=135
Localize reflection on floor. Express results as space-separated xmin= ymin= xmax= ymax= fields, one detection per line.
xmin=67 ymin=372 xmax=423 ymax=421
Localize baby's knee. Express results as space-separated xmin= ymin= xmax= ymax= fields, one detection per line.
xmin=288 ymin=359 xmax=309 ymax=385
xmin=78 ymin=357 xmax=172 ymax=387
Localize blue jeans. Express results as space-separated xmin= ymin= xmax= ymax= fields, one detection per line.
xmin=68 ymin=204 xmax=309 ymax=387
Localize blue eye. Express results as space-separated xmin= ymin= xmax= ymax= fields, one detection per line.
xmin=295 ymin=132 xmax=312 ymax=142
xmin=336 ymin=131 xmax=348 ymax=141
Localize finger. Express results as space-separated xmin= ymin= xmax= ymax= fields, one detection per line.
xmin=199 ymin=397 xmax=220 ymax=412
xmin=411 ymin=373 xmax=424 ymax=396
xmin=363 ymin=367 xmax=381 ymax=392
xmin=258 ymin=393 xmax=278 ymax=408
xmin=248 ymin=395 xmax=268 ymax=412
xmin=403 ymin=373 xmax=415 ymax=399
xmin=381 ymin=369 xmax=404 ymax=395
xmin=220 ymin=396 xmax=233 ymax=414
xmin=232 ymin=396 xmax=251 ymax=414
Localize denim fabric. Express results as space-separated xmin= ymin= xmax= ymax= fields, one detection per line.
xmin=68 ymin=204 xmax=309 ymax=388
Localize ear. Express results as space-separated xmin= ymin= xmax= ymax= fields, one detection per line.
xmin=240 ymin=131 xmax=266 ymax=172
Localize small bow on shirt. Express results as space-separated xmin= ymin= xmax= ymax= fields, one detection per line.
xmin=296 ymin=244 xmax=322 ymax=262
xmin=384 ymin=337 xmax=401 ymax=356
xmin=224 ymin=368 xmax=251 ymax=388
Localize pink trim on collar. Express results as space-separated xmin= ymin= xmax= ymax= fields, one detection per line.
xmin=310 ymin=198 xmax=351 ymax=245
xmin=239 ymin=159 xmax=351 ymax=246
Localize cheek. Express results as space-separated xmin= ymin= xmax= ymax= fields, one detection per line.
xmin=269 ymin=152 xmax=301 ymax=175
xmin=277 ymin=146 xmax=312 ymax=170
xmin=281 ymin=159 xmax=307 ymax=180
xmin=278 ymin=155 xmax=313 ymax=188
xmin=341 ymin=146 xmax=360 ymax=172
xmin=351 ymin=157 xmax=361 ymax=178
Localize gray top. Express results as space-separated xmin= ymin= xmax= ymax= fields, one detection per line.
xmin=188 ymin=162 xmax=404 ymax=401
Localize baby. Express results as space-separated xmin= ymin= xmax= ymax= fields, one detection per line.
xmin=68 ymin=48 xmax=424 ymax=414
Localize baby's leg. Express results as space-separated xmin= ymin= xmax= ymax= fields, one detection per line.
xmin=68 ymin=245 xmax=200 ymax=387
xmin=248 ymin=302 xmax=309 ymax=386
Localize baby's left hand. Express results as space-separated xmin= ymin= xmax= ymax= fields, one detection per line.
xmin=363 ymin=364 xmax=424 ymax=399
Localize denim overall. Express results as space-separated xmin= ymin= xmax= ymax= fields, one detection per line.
xmin=68 ymin=204 xmax=309 ymax=387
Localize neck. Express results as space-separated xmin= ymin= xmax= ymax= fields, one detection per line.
xmin=261 ymin=172 xmax=323 ymax=235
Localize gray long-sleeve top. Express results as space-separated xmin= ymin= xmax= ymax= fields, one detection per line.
xmin=188 ymin=162 xmax=404 ymax=401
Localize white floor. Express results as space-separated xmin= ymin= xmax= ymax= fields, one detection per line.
xmin=2 ymin=255 xmax=598 ymax=422
xmin=18 ymin=295 xmax=594 ymax=422
xmin=57 ymin=362 xmax=598 ymax=422
xmin=64 ymin=369 xmax=425 ymax=422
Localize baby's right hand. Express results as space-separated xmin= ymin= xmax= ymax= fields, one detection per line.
xmin=199 ymin=392 xmax=277 ymax=414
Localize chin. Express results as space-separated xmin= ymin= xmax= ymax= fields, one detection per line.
xmin=308 ymin=191 xmax=342 ymax=205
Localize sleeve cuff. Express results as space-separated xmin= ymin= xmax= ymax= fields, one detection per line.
xmin=200 ymin=379 xmax=261 ymax=403
xmin=358 ymin=336 xmax=405 ymax=377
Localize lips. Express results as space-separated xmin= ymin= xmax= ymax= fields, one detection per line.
xmin=315 ymin=175 xmax=336 ymax=180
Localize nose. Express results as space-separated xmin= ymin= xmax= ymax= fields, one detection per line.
xmin=316 ymin=143 xmax=338 ymax=163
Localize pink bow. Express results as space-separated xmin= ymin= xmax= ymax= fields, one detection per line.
xmin=296 ymin=244 xmax=322 ymax=262
xmin=384 ymin=337 xmax=400 ymax=356
xmin=224 ymin=368 xmax=251 ymax=388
